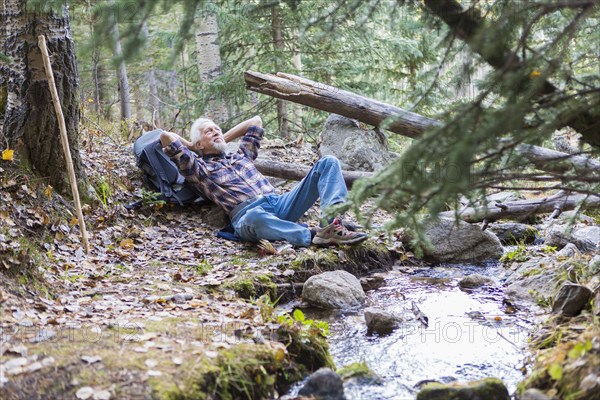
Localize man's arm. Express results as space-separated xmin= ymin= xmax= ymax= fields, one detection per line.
xmin=223 ymin=116 xmax=262 ymax=143
xmin=160 ymin=131 xmax=194 ymax=149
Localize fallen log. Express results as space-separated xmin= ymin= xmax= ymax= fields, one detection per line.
xmin=516 ymin=144 xmax=600 ymax=177
xmin=244 ymin=71 xmax=440 ymax=138
xmin=244 ymin=71 xmax=600 ymax=222
xmin=440 ymin=192 xmax=600 ymax=223
xmin=254 ymin=158 xmax=372 ymax=188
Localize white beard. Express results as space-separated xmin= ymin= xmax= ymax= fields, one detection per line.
xmin=212 ymin=141 xmax=227 ymax=153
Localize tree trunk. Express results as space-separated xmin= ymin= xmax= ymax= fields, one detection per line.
xmin=86 ymin=0 xmax=101 ymax=117
xmin=97 ymin=63 xmax=111 ymax=120
xmin=422 ymin=0 xmax=600 ymax=149
xmin=254 ymin=159 xmax=371 ymax=188
xmin=290 ymin=25 xmax=303 ymax=135
xmin=195 ymin=9 xmax=228 ymax=124
xmin=244 ymin=71 xmax=441 ymax=138
xmin=1 ymin=0 xmax=84 ymax=193
xmin=271 ymin=4 xmax=289 ymax=138
xmin=110 ymin=0 xmax=131 ymax=121
xmin=142 ymin=21 xmax=160 ymax=128
xmin=440 ymin=192 xmax=600 ymax=223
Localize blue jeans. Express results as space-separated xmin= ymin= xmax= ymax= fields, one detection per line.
xmin=231 ymin=155 xmax=348 ymax=246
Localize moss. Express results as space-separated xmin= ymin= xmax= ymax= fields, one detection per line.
xmin=156 ymin=343 xmax=299 ymax=400
xmin=522 ymin=267 xmax=544 ymax=277
xmin=287 ymin=240 xmax=392 ymax=282
xmin=337 ymin=361 xmax=376 ymax=380
xmin=417 ymin=377 xmax=510 ymax=400
xmin=223 ymin=274 xmax=277 ymax=300
xmin=277 ymin=324 xmax=335 ymax=374
xmin=223 ymin=277 xmax=256 ymax=298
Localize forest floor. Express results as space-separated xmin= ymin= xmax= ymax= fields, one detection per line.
xmin=1 ymin=127 xmax=599 ymax=400
xmin=0 ymin=128 xmax=398 ymax=399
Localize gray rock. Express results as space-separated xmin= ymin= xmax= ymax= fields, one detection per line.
xmin=360 ymin=275 xmax=385 ymax=291
xmin=302 ymin=271 xmax=365 ymax=309
xmin=459 ymin=192 xmax=524 ymax=208
xmin=489 ymin=223 xmax=538 ymax=245
xmin=486 ymin=191 xmax=525 ymax=204
xmin=364 ymin=308 xmax=403 ymax=335
xmin=590 ymin=255 xmax=600 ymax=274
xmin=552 ymin=282 xmax=592 ymax=317
xmin=416 ymin=377 xmax=510 ymax=400
xmin=572 ymin=226 xmax=600 ymax=252
xmin=458 ymin=274 xmax=496 ymax=289
xmin=579 ymin=373 xmax=600 ymax=393
xmin=504 ymin=257 xmax=561 ymax=301
xmin=594 ymin=289 xmax=600 ymax=317
xmin=544 ymin=225 xmax=596 ymax=252
xmin=172 ymin=294 xmax=193 ymax=304
xmin=556 ymin=210 xmax=595 ymax=224
xmin=319 ymin=114 xmax=391 ymax=172
xmin=556 ymin=243 xmax=580 ymax=258
xmin=298 ymin=368 xmax=345 ymax=400
xmin=521 ymin=388 xmax=552 ymax=400
xmin=422 ymin=218 xmax=503 ymax=263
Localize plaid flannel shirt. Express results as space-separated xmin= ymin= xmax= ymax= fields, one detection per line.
xmin=163 ymin=126 xmax=275 ymax=214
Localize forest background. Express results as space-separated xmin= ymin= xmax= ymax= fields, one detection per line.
xmin=1 ymin=0 xmax=599 ymax=228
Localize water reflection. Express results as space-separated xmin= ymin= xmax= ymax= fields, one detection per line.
xmin=298 ymin=265 xmax=535 ymax=400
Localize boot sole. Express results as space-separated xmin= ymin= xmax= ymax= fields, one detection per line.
xmin=312 ymin=234 xmax=368 ymax=246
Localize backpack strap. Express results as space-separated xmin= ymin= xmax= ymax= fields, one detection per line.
xmin=142 ymin=145 xmax=179 ymax=204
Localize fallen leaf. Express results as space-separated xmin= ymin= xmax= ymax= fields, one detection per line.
xmin=81 ymin=355 xmax=102 ymax=364
xmin=44 ymin=185 xmax=53 ymax=199
xmin=76 ymin=387 xmax=94 ymax=399
xmin=119 ymin=239 xmax=134 ymax=250
xmin=172 ymin=357 xmax=183 ymax=365
xmin=2 ymin=149 xmax=14 ymax=161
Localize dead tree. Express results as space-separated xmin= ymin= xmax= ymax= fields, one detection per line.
xmin=440 ymin=192 xmax=600 ymax=223
xmin=253 ymin=159 xmax=371 ymax=188
xmin=244 ymin=71 xmax=440 ymax=138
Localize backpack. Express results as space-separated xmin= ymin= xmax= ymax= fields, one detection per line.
xmin=133 ymin=129 xmax=207 ymax=206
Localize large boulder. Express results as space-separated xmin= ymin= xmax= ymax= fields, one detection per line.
xmin=298 ymin=368 xmax=345 ymax=400
xmin=302 ymin=271 xmax=365 ymax=309
xmin=422 ymin=218 xmax=503 ymax=263
xmin=318 ymin=114 xmax=391 ymax=172
xmin=416 ymin=377 xmax=510 ymax=400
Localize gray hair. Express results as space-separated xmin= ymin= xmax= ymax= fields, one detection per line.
xmin=189 ymin=117 xmax=214 ymax=145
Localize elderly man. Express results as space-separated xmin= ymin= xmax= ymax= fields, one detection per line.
xmin=159 ymin=116 xmax=367 ymax=247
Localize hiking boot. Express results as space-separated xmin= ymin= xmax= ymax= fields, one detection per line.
xmin=323 ymin=216 xmax=363 ymax=232
xmin=312 ymin=218 xmax=368 ymax=246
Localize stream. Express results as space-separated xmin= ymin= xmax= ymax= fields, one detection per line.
xmin=288 ymin=262 xmax=537 ymax=400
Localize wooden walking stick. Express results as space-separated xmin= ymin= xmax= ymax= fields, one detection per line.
xmin=38 ymin=35 xmax=90 ymax=254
